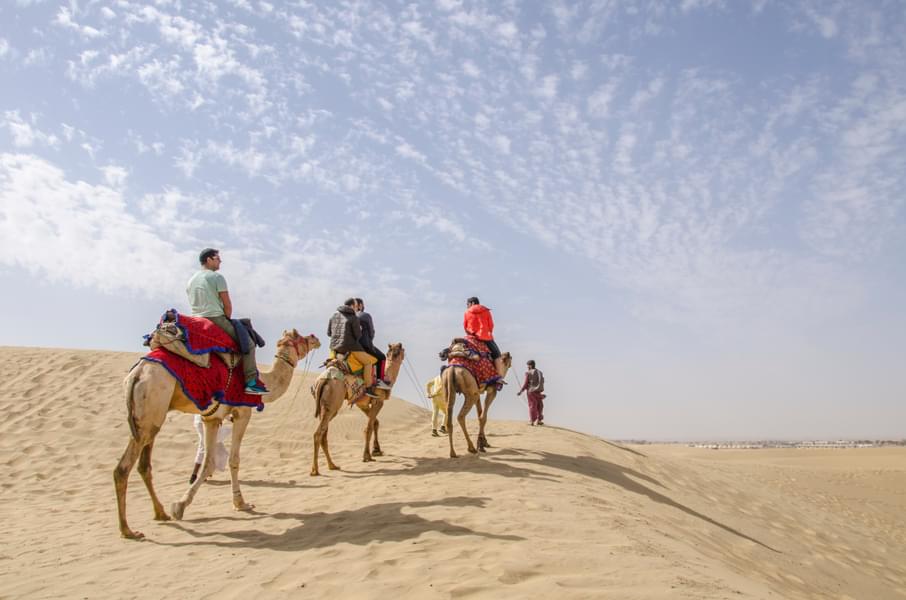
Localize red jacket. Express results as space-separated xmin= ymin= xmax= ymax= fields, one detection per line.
xmin=463 ymin=304 xmax=494 ymax=341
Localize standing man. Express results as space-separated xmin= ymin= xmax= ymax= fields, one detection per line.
xmin=186 ymin=248 xmax=267 ymax=395
xmin=463 ymin=296 xmax=505 ymax=378
xmin=355 ymin=297 xmax=389 ymax=386
xmin=517 ymin=360 xmax=545 ymax=425
xmin=327 ymin=298 xmax=391 ymax=397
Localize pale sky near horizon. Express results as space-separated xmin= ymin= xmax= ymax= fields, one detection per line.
xmin=1 ymin=0 xmax=904 ymax=441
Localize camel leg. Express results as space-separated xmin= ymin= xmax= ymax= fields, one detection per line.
xmin=311 ymin=419 xmax=324 ymax=476
xmin=136 ymin=436 xmax=170 ymax=522
xmin=227 ymin=410 xmax=254 ymax=511
xmin=362 ymin=415 xmax=374 ymax=463
xmin=445 ymin=391 xmax=457 ymax=459
xmin=114 ymin=437 xmax=146 ymax=539
xmin=370 ymin=399 xmax=384 ymax=456
xmin=171 ymin=419 xmax=221 ymax=520
xmin=321 ymin=424 xmax=340 ymax=471
xmin=458 ymin=394 xmax=479 ymax=455
xmin=372 ymin=417 xmax=382 ymax=456
xmin=477 ymin=390 xmax=497 ymax=452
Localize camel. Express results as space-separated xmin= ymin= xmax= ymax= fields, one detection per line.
xmin=113 ymin=329 xmax=320 ymax=539
xmin=442 ymin=352 xmax=512 ymax=458
xmin=310 ymin=342 xmax=405 ymax=476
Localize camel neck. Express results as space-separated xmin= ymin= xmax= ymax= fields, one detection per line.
xmin=259 ymin=352 xmax=296 ymax=403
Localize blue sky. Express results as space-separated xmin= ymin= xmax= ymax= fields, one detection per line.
xmin=1 ymin=0 xmax=904 ymax=440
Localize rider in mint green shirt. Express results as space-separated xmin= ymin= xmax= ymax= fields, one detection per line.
xmin=185 ymin=248 xmax=267 ymax=395
xmin=186 ymin=269 xmax=228 ymax=318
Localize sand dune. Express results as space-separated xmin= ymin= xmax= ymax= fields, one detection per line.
xmin=1 ymin=346 xmax=904 ymax=599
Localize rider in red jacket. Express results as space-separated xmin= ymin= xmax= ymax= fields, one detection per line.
xmin=463 ymin=297 xmax=504 ymax=377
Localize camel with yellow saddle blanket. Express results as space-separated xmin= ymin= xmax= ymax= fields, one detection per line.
xmin=310 ymin=342 xmax=405 ymax=475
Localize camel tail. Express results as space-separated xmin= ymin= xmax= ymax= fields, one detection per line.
xmin=312 ymin=378 xmax=326 ymax=419
xmin=124 ymin=367 xmax=141 ymax=441
xmin=442 ymin=368 xmax=456 ymax=413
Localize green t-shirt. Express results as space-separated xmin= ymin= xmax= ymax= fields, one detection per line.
xmin=186 ymin=269 xmax=228 ymax=317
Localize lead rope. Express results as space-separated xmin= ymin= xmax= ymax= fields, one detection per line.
xmin=509 ymin=370 xmax=529 ymax=407
xmin=402 ymin=356 xmax=431 ymax=411
xmin=276 ymin=343 xmax=318 ymax=430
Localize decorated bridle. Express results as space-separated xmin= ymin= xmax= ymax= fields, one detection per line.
xmin=276 ymin=332 xmax=315 ymax=367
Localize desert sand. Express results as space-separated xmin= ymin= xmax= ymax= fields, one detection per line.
xmin=1 ymin=345 xmax=904 ymax=599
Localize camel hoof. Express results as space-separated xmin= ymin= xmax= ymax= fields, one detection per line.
xmin=121 ymin=529 xmax=145 ymax=540
xmin=154 ymin=512 xmax=172 ymax=522
xmin=171 ymin=502 xmax=186 ymax=520
xmin=328 ymin=464 xmax=341 ymax=471
xmin=372 ymin=449 xmax=383 ymax=457
xmin=479 ymin=446 xmax=487 ymax=453
xmin=450 ymin=452 xmax=458 ymax=459
xmin=363 ymin=456 xmax=374 ymax=463
xmin=234 ymin=502 xmax=255 ymax=512
xmin=310 ymin=470 xmax=320 ymax=477
xmin=468 ymin=447 xmax=478 ymax=454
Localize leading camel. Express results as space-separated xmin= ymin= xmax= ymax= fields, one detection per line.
xmin=114 ymin=329 xmax=320 ymax=539
xmin=442 ymin=352 xmax=512 ymax=458
xmin=310 ymin=342 xmax=404 ymax=476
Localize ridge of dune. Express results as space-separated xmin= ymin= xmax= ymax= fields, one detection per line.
xmin=1 ymin=346 xmax=904 ymax=599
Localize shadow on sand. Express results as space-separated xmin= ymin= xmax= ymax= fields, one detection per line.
xmin=205 ymin=478 xmax=328 ymax=490
xmin=500 ymin=448 xmax=779 ymax=553
xmin=156 ymin=496 xmax=523 ymax=551
xmin=340 ymin=452 xmax=560 ymax=483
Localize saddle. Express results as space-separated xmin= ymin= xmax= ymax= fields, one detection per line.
xmin=139 ymin=310 xmax=263 ymax=413
xmin=439 ymin=335 xmax=502 ymax=390
xmin=317 ymin=352 xmax=369 ymax=404
xmin=143 ymin=310 xmax=240 ymax=370
xmin=438 ymin=337 xmax=482 ymax=361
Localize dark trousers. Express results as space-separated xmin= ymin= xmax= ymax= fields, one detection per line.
xmin=484 ymin=339 xmax=501 ymax=360
xmin=207 ymin=315 xmax=258 ymax=383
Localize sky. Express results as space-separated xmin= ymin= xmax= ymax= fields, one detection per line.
xmin=1 ymin=0 xmax=904 ymax=441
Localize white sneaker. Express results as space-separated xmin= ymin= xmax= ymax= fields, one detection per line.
xmin=375 ymin=379 xmax=392 ymax=390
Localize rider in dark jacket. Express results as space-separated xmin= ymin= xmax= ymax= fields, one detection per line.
xmin=327 ymin=303 xmax=364 ymax=354
xmin=326 ymin=298 xmax=390 ymax=394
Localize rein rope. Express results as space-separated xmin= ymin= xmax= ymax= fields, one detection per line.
xmin=402 ymin=355 xmax=431 ymax=411
xmin=273 ymin=336 xmax=318 ymax=429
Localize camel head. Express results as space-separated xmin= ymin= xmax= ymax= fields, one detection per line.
xmin=501 ymin=351 xmax=512 ymax=371
xmin=385 ymin=342 xmax=405 ymax=363
xmin=278 ymin=329 xmax=321 ymax=364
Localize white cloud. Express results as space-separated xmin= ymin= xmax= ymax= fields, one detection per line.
xmin=492 ymin=134 xmax=511 ymax=155
xmin=396 ymin=142 xmax=427 ymax=163
xmin=101 ymin=165 xmax=128 ymax=188
xmin=0 ymin=154 xmax=184 ymax=296
xmin=462 ymin=60 xmax=481 ymax=78
xmin=55 ymin=7 xmax=104 ymax=39
xmin=0 ymin=39 xmax=10 ymax=59
xmin=2 ymin=111 xmax=59 ymax=149
xmin=535 ymin=74 xmax=559 ymax=101
xmin=495 ymin=21 xmax=519 ymax=42
xmin=588 ymin=81 xmax=618 ymax=118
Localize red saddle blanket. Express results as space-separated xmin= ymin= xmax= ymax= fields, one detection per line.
xmin=445 ymin=335 xmax=501 ymax=387
xmin=158 ymin=310 xmax=237 ymax=354
xmin=140 ymin=311 xmax=264 ymax=412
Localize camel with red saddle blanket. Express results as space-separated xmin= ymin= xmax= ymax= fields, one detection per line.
xmin=439 ymin=337 xmax=512 ymax=458
xmin=113 ymin=325 xmax=320 ymax=540
xmin=310 ymin=342 xmax=405 ymax=476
